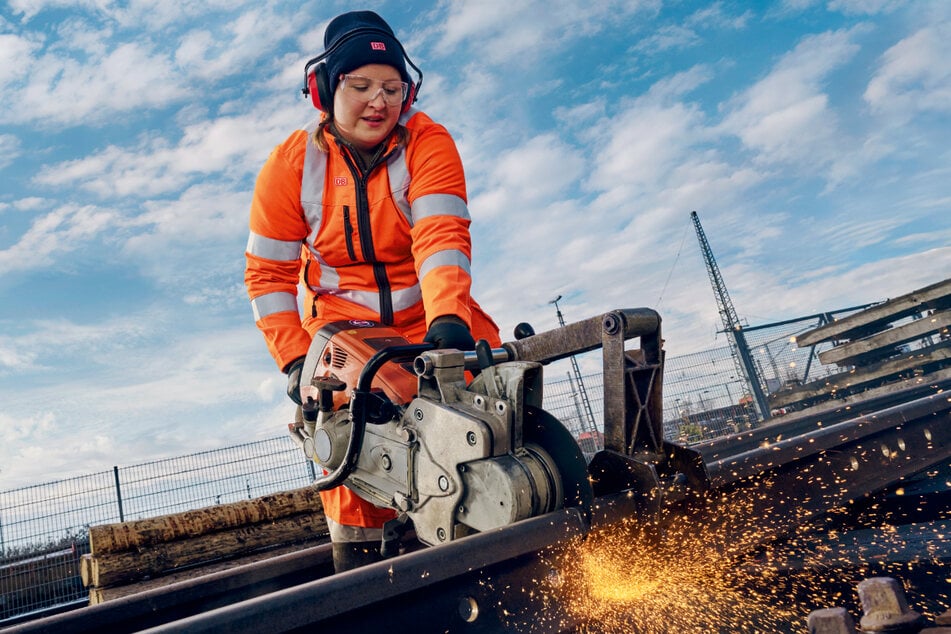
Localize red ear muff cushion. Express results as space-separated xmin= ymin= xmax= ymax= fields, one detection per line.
xmin=401 ymin=82 xmax=416 ymax=114
xmin=307 ymin=72 xmax=322 ymax=110
xmin=308 ymin=62 xmax=334 ymax=112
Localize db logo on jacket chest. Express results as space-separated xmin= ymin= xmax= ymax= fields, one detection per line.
xmin=333 ymin=176 xmax=348 ymax=186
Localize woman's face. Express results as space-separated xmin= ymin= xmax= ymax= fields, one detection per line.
xmin=332 ymin=63 xmax=404 ymax=151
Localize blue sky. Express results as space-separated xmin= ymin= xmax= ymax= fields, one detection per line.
xmin=1 ymin=0 xmax=949 ymax=488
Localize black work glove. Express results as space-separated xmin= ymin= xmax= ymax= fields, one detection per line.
xmin=424 ymin=316 xmax=475 ymax=351
xmin=284 ymin=356 xmax=306 ymax=406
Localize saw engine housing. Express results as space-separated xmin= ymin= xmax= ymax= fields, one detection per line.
xmin=289 ymin=321 xmax=587 ymax=547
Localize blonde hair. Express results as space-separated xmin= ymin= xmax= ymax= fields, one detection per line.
xmin=313 ymin=116 xmax=410 ymax=152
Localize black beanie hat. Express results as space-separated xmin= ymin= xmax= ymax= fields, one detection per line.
xmin=324 ymin=11 xmax=410 ymax=97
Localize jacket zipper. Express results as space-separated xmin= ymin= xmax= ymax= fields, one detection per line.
xmin=341 ymin=146 xmax=398 ymax=325
xmin=343 ymin=206 xmax=357 ymax=261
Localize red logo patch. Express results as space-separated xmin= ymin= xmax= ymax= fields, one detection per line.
xmin=370 ymin=41 xmax=386 ymax=51
xmin=334 ymin=176 xmax=347 ymax=186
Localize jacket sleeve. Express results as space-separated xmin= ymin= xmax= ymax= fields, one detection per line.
xmin=244 ymin=130 xmax=313 ymax=371
xmin=405 ymin=117 xmax=475 ymax=329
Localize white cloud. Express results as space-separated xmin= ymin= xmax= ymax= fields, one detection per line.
xmin=6 ymin=0 xmax=86 ymax=22
xmin=0 ymin=133 xmax=21 ymax=170
xmin=0 ymin=340 xmax=37 ymax=371
xmin=171 ymin=7 xmax=298 ymax=80
xmin=4 ymin=40 xmax=188 ymax=126
xmin=8 ymin=0 xmax=250 ymax=29
xmin=12 ymin=197 xmax=47 ymax=211
xmin=636 ymin=1 xmax=751 ymax=54
xmin=0 ymin=313 xmax=153 ymax=374
xmin=34 ymin=98 xmax=303 ymax=197
xmin=73 ymin=326 xmax=272 ymax=410
xmin=114 ymin=0 xmax=256 ymax=31
xmin=0 ymin=203 xmax=121 ymax=275
xmin=783 ymin=247 xmax=951 ymax=315
xmin=435 ymin=0 xmax=659 ymax=66
xmin=864 ymin=23 xmax=951 ymax=121
xmin=471 ymin=133 xmax=584 ymax=218
xmin=53 ymin=15 xmax=113 ymax=56
xmin=0 ymin=411 xmax=54 ymax=444
xmin=0 ymin=32 xmax=40 ymax=90
xmin=779 ymin=0 xmax=904 ymax=15
xmin=466 ymin=61 xmax=771 ymax=342
xmin=828 ymin=0 xmax=906 ymax=15
xmin=719 ymin=28 xmax=863 ymax=184
xmin=0 ymin=315 xmax=284 ymax=487
xmin=811 ymin=214 xmax=910 ymax=248
xmin=687 ymin=3 xmax=752 ymax=29
xmin=634 ymin=24 xmax=700 ymax=54
xmin=780 ymin=0 xmax=821 ymax=10
xmin=587 ymin=99 xmax=709 ymax=206
xmin=121 ymin=182 xmax=251 ymax=294
xmin=646 ymin=65 xmax=715 ymax=100
xmin=2 ymin=3 xmax=301 ymax=127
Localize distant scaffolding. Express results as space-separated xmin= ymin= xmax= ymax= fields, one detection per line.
xmin=541 ymin=303 xmax=897 ymax=444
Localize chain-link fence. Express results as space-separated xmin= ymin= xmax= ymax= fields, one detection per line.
xmin=0 ymin=436 xmax=312 ymax=623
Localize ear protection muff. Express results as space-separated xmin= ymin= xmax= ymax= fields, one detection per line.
xmin=306 ymin=63 xmax=333 ymax=112
xmin=302 ymin=26 xmax=423 ymax=115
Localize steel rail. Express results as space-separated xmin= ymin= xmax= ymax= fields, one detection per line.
xmin=693 ymin=377 xmax=951 ymax=462
xmin=701 ymin=389 xmax=951 ymax=488
xmin=3 ymin=543 xmax=335 ymax=634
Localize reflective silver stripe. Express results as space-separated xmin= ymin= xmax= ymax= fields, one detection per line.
xmin=392 ymin=284 xmax=423 ymax=311
xmin=251 ymin=291 xmax=298 ymax=321
xmin=302 ymin=245 xmax=422 ymax=314
xmin=398 ymin=108 xmax=416 ymax=125
xmin=304 ymin=247 xmax=342 ymax=289
xmin=327 ymin=517 xmax=384 ymax=542
xmin=305 ymin=285 xmax=422 ymax=314
xmin=246 ymin=231 xmax=302 ymax=261
xmin=387 ymin=147 xmax=412 ymax=226
xmin=418 ymin=249 xmax=471 ymax=282
xmin=301 ymin=118 xmax=326 ymax=246
xmin=412 ymin=193 xmax=470 ymax=222
xmin=296 ymin=113 xmax=423 ymax=316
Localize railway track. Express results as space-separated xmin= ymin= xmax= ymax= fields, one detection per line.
xmin=8 ymin=386 xmax=949 ymax=633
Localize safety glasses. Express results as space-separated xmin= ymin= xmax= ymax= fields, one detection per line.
xmin=339 ymin=74 xmax=408 ymax=107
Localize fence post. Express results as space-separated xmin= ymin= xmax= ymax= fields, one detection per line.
xmin=113 ymin=466 xmax=125 ymax=522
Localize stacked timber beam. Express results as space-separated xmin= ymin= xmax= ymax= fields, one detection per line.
xmin=769 ymin=277 xmax=951 ymax=415
xmin=81 ymin=486 xmax=327 ymax=604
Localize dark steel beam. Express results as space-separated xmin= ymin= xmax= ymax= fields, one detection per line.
xmin=140 ymin=507 xmax=589 ymax=633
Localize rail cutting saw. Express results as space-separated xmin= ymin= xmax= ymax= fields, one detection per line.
xmin=288 ymin=308 xmax=684 ymax=552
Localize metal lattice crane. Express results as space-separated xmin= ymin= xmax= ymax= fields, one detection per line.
xmin=550 ymin=295 xmax=602 ymax=450
xmin=690 ymin=211 xmax=769 ymax=420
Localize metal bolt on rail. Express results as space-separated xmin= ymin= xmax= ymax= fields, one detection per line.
xmin=857 ymin=577 xmax=924 ymax=633
xmin=808 ymin=607 xmax=858 ymax=634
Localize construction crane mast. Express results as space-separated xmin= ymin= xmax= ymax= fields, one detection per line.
xmin=550 ymin=295 xmax=602 ymax=451
xmin=690 ymin=211 xmax=770 ymax=420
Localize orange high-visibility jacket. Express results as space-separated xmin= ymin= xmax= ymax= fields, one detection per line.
xmin=245 ymin=110 xmax=500 ymax=527
xmin=245 ymin=110 xmax=499 ymax=370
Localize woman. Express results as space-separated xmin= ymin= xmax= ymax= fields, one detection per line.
xmin=244 ymin=10 xmax=501 ymax=572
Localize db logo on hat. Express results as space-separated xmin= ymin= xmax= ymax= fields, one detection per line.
xmin=370 ymin=41 xmax=386 ymax=50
